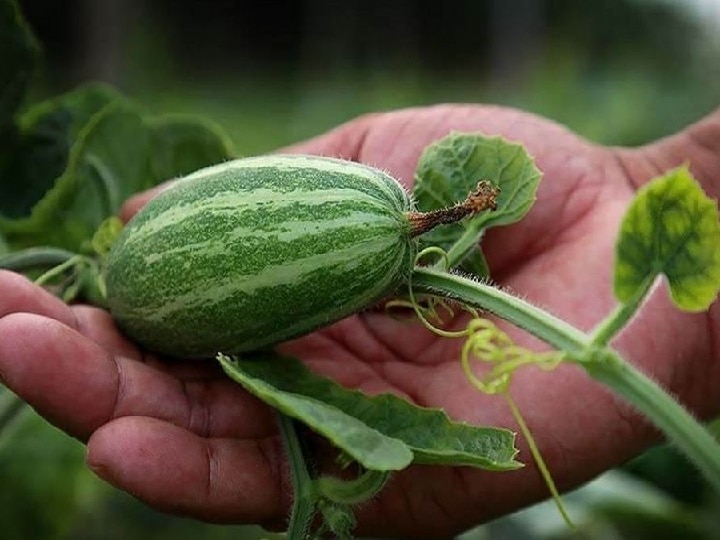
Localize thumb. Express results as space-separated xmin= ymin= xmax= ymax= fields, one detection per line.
xmin=277 ymin=113 xmax=377 ymax=159
xmin=619 ymin=107 xmax=720 ymax=199
xmin=119 ymin=180 xmax=175 ymax=223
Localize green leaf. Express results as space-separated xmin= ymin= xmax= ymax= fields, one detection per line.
xmin=0 ymin=84 xmax=122 ymax=219
xmin=148 ymin=114 xmax=235 ymax=179
xmin=219 ymin=354 xmax=412 ymax=471
xmin=0 ymin=0 xmax=39 ymax=128
xmin=91 ymin=216 xmax=123 ymax=259
xmin=18 ymin=83 xmax=122 ymax=138
xmin=0 ymin=101 xmax=151 ymax=250
xmin=414 ymin=132 xmax=541 ymax=273
xmin=614 ymin=166 xmax=720 ymax=312
xmin=0 ymin=95 xmax=233 ymax=251
xmin=0 ymin=0 xmax=40 ymax=218
xmin=219 ymin=354 xmax=520 ymax=471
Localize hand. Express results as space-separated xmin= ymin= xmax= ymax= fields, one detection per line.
xmin=1 ymin=104 xmax=719 ymax=539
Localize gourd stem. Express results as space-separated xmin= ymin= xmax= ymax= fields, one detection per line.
xmin=0 ymin=247 xmax=78 ymax=272
xmin=408 ymin=181 xmax=498 ymax=237
xmin=315 ymin=469 xmax=389 ymax=505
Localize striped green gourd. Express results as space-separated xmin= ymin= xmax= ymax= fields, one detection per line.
xmin=105 ymin=154 xmax=497 ymax=359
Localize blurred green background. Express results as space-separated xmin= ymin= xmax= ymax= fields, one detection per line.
xmin=20 ymin=0 xmax=720 ymax=151
xmin=2 ymin=0 xmax=720 ymax=538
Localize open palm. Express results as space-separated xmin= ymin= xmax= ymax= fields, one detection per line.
xmin=1 ymin=104 xmax=718 ymax=539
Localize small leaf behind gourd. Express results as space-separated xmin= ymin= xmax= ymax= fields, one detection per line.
xmin=0 ymin=0 xmax=39 ymax=128
xmin=148 ymin=114 xmax=235 ymax=179
xmin=0 ymin=91 xmax=233 ymax=252
xmin=0 ymin=101 xmax=150 ymax=250
xmin=413 ymin=132 xmax=541 ymax=274
xmin=0 ymin=83 xmax=121 ymax=220
xmin=614 ymin=166 xmax=720 ymax=311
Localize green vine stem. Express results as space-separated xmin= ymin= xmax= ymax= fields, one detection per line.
xmin=504 ymin=393 xmax=575 ymax=530
xmin=276 ymin=412 xmax=317 ymax=540
xmin=0 ymin=247 xmax=78 ymax=272
xmin=442 ymin=224 xmax=485 ymax=269
xmin=0 ymin=392 xmax=26 ymax=440
xmin=85 ymin=154 xmax=120 ymax=218
xmin=588 ymin=277 xmax=654 ymax=347
xmin=411 ymin=266 xmax=720 ymax=492
xmin=584 ymin=349 xmax=720 ymax=492
xmin=0 ymin=248 xmax=108 ymax=307
xmin=411 ymin=267 xmax=587 ymax=353
xmin=316 ymin=469 xmax=390 ymax=505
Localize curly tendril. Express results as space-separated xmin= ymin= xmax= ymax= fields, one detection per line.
xmin=398 ymin=246 xmax=576 ymax=529
xmin=461 ymin=318 xmax=565 ymax=395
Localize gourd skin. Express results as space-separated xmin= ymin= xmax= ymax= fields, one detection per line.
xmin=105 ymin=155 xmax=417 ymax=358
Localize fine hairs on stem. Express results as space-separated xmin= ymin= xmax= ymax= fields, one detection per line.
xmin=410 ymin=265 xmax=720 ymax=495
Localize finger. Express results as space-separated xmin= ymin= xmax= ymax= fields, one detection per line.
xmin=277 ymin=112 xmax=378 ymax=160
xmin=277 ymin=107 xmax=435 ymax=188
xmin=119 ymin=180 xmax=174 ymax=223
xmin=87 ymin=416 xmax=286 ymax=524
xmin=631 ymin=109 xmax=720 ymax=198
xmin=0 ymin=269 xmax=78 ymax=327
xmin=71 ymin=306 xmax=229 ymax=380
xmin=72 ymin=305 xmax=143 ymax=360
xmin=0 ymin=313 xmax=274 ymax=440
xmin=0 ymin=313 xmax=112 ymax=438
xmin=0 ymin=268 xmax=143 ymax=363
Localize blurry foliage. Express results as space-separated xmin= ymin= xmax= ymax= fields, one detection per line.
xmin=545 ymin=0 xmax=699 ymax=67
xmin=4 ymin=1 xmax=720 ymax=539
xmin=18 ymin=0 xmax=720 ymax=154
xmin=0 ymin=0 xmax=37 ymax=127
xmin=0 ymin=403 xmax=280 ymax=540
xmin=460 ymin=469 xmax=716 ymax=540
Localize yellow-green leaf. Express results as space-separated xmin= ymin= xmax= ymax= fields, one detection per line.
xmin=90 ymin=216 xmax=123 ymax=258
xmin=615 ymin=166 xmax=720 ymax=311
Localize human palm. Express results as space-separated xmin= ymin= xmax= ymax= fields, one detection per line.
xmin=1 ymin=104 xmax=718 ymax=539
